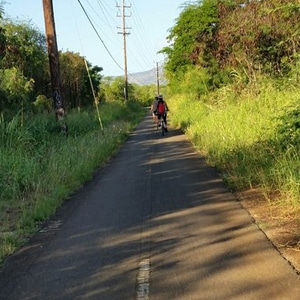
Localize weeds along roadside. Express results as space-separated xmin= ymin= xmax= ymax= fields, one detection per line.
xmin=168 ymin=78 xmax=300 ymax=205
xmin=0 ymin=101 xmax=146 ymax=264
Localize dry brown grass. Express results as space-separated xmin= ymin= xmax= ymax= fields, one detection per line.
xmin=237 ymin=189 xmax=300 ymax=273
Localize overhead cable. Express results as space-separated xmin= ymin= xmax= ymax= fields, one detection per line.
xmin=77 ymin=0 xmax=123 ymax=71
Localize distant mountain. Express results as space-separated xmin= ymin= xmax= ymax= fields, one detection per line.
xmin=128 ymin=66 xmax=167 ymax=86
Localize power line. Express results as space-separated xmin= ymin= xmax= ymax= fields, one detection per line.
xmin=77 ymin=0 xmax=164 ymax=85
xmin=76 ymin=1 xmax=147 ymax=86
xmin=77 ymin=0 xmax=123 ymax=71
xmin=130 ymin=1 xmax=156 ymax=63
xmin=96 ymin=0 xmax=119 ymax=28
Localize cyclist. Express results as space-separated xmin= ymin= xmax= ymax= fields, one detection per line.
xmin=150 ymin=96 xmax=159 ymax=124
xmin=156 ymin=95 xmax=168 ymax=131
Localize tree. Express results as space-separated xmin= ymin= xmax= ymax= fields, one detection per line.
xmin=160 ymin=0 xmax=219 ymax=85
xmin=217 ymin=0 xmax=300 ymax=78
xmin=163 ymin=0 xmax=300 ymax=92
xmin=0 ymin=3 xmax=5 ymax=59
xmin=0 ymin=20 xmax=48 ymax=113
xmin=0 ymin=67 xmax=34 ymax=112
xmin=131 ymin=83 xmax=156 ymax=106
xmin=59 ymin=51 xmax=103 ymax=109
xmin=1 ymin=20 xmax=49 ymax=95
xmin=101 ymin=77 xmax=134 ymax=102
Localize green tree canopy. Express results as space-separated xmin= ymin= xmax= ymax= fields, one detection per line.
xmin=217 ymin=0 xmax=300 ymax=77
xmin=161 ymin=0 xmax=300 ymax=93
xmin=1 ymin=20 xmax=49 ymax=93
xmin=160 ymin=0 xmax=218 ymax=80
xmin=59 ymin=51 xmax=103 ymax=109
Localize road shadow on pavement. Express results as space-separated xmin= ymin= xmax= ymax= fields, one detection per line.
xmin=1 ymin=116 xmax=300 ymax=300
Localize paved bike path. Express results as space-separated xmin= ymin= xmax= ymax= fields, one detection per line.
xmin=0 ymin=115 xmax=300 ymax=299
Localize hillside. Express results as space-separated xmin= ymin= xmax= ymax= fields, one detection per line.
xmin=119 ymin=66 xmax=167 ymax=86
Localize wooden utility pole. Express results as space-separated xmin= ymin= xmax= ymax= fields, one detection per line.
xmin=43 ymin=0 xmax=67 ymax=134
xmin=156 ymin=62 xmax=160 ymax=95
xmin=117 ymin=0 xmax=131 ymax=101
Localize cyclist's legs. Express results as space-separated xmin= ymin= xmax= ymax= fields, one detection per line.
xmin=157 ymin=113 xmax=162 ymax=126
xmin=163 ymin=113 xmax=167 ymax=125
xmin=154 ymin=111 xmax=159 ymax=124
xmin=152 ymin=112 xmax=156 ymax=122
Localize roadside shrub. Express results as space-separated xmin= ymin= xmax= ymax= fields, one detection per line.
xmin=273 ymin=105 xmax=300 ymax=150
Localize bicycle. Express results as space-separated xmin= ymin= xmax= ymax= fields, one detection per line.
xmin=157 ymin=114 xmax=168 ymax=136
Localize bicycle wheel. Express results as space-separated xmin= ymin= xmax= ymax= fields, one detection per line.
xmin=161 ymin=120 xmax=165 ymax=136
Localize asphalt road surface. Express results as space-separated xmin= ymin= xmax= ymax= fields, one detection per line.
xmin=1 ymin=115 xmax=300 ymax=300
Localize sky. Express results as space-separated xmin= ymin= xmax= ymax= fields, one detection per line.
xmin=3 ymin=0 xmax=186 ymax=78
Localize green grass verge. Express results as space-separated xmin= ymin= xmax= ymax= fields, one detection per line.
xmin=0 ymin=101 xmax=146 ymax=264
xmin=168 ymin=78 xmax=300 ymax=204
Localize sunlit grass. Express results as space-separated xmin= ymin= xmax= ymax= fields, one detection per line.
xmin=0 ymin=101 xmax=145 ymax=264
xmin=169 ymin=78 xmax=300 ymax=203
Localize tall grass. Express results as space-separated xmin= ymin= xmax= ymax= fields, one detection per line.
xmin=169 ymin=77 xmax=300 ymax=203
xmin=0 ymin=101 xmax=145 ymax=263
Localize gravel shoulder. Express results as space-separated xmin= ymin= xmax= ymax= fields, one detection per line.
xmin=237 ymin=189 xmax=300 ymax=273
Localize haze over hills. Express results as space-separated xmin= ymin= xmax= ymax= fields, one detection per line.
xmin=128 ymin=66 xmax=167 ymax=86
xmin=110 ymin=66 xmax=167 ymax=86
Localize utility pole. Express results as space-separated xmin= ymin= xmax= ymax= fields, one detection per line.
xmin=156 ymin=62 xmax=160 ymax=95
xmin=42 ymin=0 xmax=67 ymax=134
xmin=117 ymin=0 xmax=131 ymax=101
